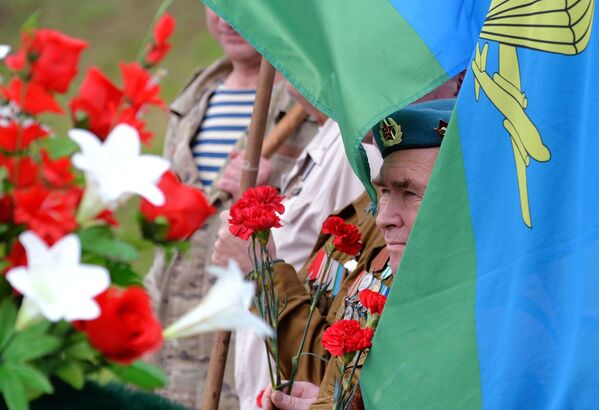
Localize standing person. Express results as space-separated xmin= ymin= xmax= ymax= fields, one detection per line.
xmin=144 ymin=7 xmax=318 ymax=409
xmin=252 ymin=99 xmax=456 ymax=410
xmin=213 ymin=82 xmax=382 ymax=410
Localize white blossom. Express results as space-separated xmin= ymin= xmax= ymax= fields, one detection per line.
xmin=69 ymin=124 xmax=170 ymax=222
xmin=0 ymin=45 xmax=10 ymax=60
xmin=6 ymin=231 xmax=110 ymax=329
xmin=164 ymin=261 xmax=273 ymax=340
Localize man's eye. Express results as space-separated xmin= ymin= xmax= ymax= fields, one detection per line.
xmin=404 ymin=190 xmax=419 ymax=199
xmin=380 ymin=188 xmax=390 ymax=196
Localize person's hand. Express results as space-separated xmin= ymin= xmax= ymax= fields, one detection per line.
xmin=216 ymin=150 xmax=272 ymax=201
xmin=262 ymin=381 xmax=320 ymax=410
xmin=211 ymin=211 xmax=277 ymax=273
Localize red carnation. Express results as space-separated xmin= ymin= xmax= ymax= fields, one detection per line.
xmin=40 ymin=150 xmax=75 ymax=188
xmin=12 ymin=185 xmax=80 ymax=245
xmin=1 ymin=77 xmax=62 ymax=115
xmin=29 ymin=29 xmax=87 ymax=93
xmin=74 ymin=287 xmax=163 ymax=364
xmin=145 ymin=13 xmax=175 ymax=66
xmin=256 ymin=389 xmax=265 ymax=408
xmin=228 ymin=186 xmax=285 ymax=241
xmin=69 ymin=67 xmax=123 ymax=139
xmin=0 ymin=121 xmax=49 ymax=152
xmin=321 ymin=320 xmax=374 ymax=359
xmin=359 ymin=289 xmax=387 ymax=315
xmin=119 ymin=62 xmax=164 ymax=111
xmin=140 ymin=171 xmax=215 ymax=241
xmin=322 ymin=216 xmax=362 ymax=256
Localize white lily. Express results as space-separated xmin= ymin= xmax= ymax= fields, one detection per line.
xmin=6 ymin=231 xmax=111 ymax=330
xmin=163 ymin=261 xmax=274 ymax=340
xmin=69 ymin=124 xmax=170 ymax=223
xmin=0 ymin=45 xmax=10 ymax=60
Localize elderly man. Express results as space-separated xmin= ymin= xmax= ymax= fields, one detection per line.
xmin=259 ymin=98 xmax=456 ymax=410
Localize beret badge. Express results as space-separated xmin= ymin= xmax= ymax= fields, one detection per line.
xmin=434 ymin=120 xmax=448 ymax=138
xmin=379 ymin=117 xmax=403 ymax=148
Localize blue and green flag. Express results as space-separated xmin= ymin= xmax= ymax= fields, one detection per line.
xmin=203 ymin=0 xmax=599 ymax=408
xmin=201 ymin=0 xmax=482 ymax=197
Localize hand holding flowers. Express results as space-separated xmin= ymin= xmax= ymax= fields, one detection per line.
xmin=322 ymin=290 xmax=387 ymax=410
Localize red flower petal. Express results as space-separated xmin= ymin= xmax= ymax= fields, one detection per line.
xmin=74 ymin=287 xmax=163 ymax=364
xmin=140 ymin=171 xmax=215 ymax=241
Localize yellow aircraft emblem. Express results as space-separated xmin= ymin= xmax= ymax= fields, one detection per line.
xmin=471 ymin=0 xmax=595 ymax=228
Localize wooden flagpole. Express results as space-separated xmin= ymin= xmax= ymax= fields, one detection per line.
xmin=201 ymin=57 xmax=276 ymax=410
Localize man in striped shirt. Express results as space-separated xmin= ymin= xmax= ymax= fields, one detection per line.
xmin=145 ymin=7 xmax=318 ymax=410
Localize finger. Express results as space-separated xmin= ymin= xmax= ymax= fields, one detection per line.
xmin=293 ymin=381 xmax=320 ymax=399
xmin=229 ymin=149 xmax=240 ymax=159
xmin=211 ymin=248 xmax=225 ymax=266
xmin=216 ymin=179 xmax=236 ymax=195
xmin=263 ymin=387 xmax=274 ymax=410
xmin=220 ymin=210 xmax=230 ymax=224
xmin=271 ymin=390 xmax=308 ymax=410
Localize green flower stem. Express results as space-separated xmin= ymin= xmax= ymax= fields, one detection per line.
xmin=250 ymin=233 xmax=283 ymax=389
xmin=342 ymin=350 xmax=364 ymax=409
xmin=287 ymin=249 xmax=334 ymax=395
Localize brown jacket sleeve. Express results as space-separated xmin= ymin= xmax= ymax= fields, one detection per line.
xmin=273 ymin=262 xmax=332 ymax=385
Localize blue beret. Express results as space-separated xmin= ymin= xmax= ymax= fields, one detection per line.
xmin=372 ymin=98 xmax=456 ymax=158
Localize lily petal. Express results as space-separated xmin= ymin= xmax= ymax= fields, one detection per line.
xmin=164 ymin=261 xmax=274 ymax=340
xmin=6 ymin=231 xmax=111 ymax=327
xmin=0 ymin=45 xmax=10 ymax=60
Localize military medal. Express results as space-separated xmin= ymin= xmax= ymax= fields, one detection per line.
xmin=357 ymin=272 xmax=374 ymax=292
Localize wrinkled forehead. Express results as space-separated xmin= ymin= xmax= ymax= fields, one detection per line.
xmin=375 ymin=148 xmax=439 ymax=187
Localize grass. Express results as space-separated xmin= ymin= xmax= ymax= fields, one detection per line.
xmin=0 ymin=0 xmax=225 ymax=273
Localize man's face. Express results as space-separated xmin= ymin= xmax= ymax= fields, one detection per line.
xmin=205 ymin=8 xmax=261 ymax=65
xmin=374 ymin=148 xmax=439 ymax=272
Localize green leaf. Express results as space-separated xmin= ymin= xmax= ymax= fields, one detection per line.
xmin=107 ymin=262 xmax=143 ymax=287
xmin=109 ymin=361 xmax=168 ymax=390
xmin=0 ymin=299 xmax=17 ymax=351
xmin=25 ymin=319 xmax=52 ymax=336
xmin=54 ymin=360 xmax=85 ymax=390
xmin=79 ymin=226 xmax=139 ymax=262
xmin=3 ymin=331 xmax=61 ymax=363
xmin=64 ymin=336 xmax=98 ymax=362
xmin=6 ymin=362 xmax=53 ymax=394
xmin=139 ymin=215 xmax=169 ymax=243
xmin=20 ymin=9 xmax=40 ymax=34
xmin=38 ymin=136 xmax=78 ymax=158
xmin=0 ymin=366 xmax=28 ymax=410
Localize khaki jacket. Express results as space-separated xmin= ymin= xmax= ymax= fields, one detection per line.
xmin=309 ymin=243 xmax=388 ymax=410
xmin=271 ymin=193 xmax=385 ymax=387
xmin=145 ymin=58 xmax=318 ymax=409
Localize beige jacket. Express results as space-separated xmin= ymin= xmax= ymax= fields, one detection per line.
xmin=145 ymin=58 xmax=318 ymax=409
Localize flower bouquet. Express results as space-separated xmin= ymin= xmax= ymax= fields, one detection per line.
xmin=228 ymin=189 xmax=364 ymax=400
xmin=0 ymin=11 xmax=271 ymax=410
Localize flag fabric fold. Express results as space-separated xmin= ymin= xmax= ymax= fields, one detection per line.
xmin=202 ymin=0 xmax=481 ymax=197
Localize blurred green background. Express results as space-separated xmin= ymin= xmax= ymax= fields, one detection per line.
xmin=0 ymin=0 xmax=225 ymax=273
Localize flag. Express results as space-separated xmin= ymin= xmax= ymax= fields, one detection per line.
xmin=203 ymin=0 xmax=599 ymax=408
xmin=201 ymin=0 xmax=490 ymax=197
xmin=361 ymin=1 xmax=599 ymax=409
